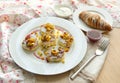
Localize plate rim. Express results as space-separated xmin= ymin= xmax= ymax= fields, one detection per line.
xmin=9 ymin=17 xmax=87 ymax=75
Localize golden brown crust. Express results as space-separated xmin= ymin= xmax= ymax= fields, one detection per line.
xmin=79 ymin=11 xmax=112 ymax=31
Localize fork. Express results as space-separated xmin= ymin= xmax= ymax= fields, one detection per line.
xmin=70 ymin=38 xmax=110 ymax=80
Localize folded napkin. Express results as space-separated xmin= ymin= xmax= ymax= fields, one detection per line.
xmin=0 ymin=0 xmax=119 ymax=83
xmin=69 ymin=39 xmax=108 ymax=83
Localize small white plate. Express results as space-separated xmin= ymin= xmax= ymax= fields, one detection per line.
xmin=73 ymin=5 xmax=113 ymax=32
xmin=9 ymin=17 xmax=87 ymax=75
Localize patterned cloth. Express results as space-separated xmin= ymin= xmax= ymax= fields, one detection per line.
xmin=0 ymin=0 xmax=120 ymax=83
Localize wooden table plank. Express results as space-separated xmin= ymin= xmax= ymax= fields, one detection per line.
xmin=96 ymin=28 xmax=120 ymax=83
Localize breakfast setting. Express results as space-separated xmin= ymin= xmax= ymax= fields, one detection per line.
xmin=0 ymin=0 xmax=120 ymax=83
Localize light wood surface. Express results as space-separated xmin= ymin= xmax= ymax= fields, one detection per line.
xmin=96 ymin=28 xmax=120 ymax=83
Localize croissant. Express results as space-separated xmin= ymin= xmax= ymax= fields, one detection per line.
xmin=79 ymin=11 xmax=112 ymax=31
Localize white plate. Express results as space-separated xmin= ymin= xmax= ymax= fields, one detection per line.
xmin=73 ymin=5 xmax=113 ymax=32
xmin=9 ymin=17 xmax=87 ymax=75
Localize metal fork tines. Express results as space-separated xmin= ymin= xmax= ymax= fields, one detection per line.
xmin=96 ymin=38 xmax=110 ymax=56
xmin=70 ymin=38 xmax=110 ymax=80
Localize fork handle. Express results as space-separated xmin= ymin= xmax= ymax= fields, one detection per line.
xmin=70 ymin=55 xmax=96 ymax=80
